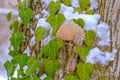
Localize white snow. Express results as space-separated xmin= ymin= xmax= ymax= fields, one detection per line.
xmin=96 ymin=22 xmax=111 ymax=46
xmin=30 ymin=29 xmax=34 ymax=34
xmin=23 ymin=65 xmax=28 ymax=74
xmin=86 ymin=47 xmax=118 ymax=66
xmin=60 ymin=4 xmax=74 ymax=13
xmin=18 ymin=17 xmax=22 ymax=22
xmin=41 ymin=9 xmax=49 ymax=18
xmin=36 ymin=18 xmax=51 ymax=30
xmin=41 ymin=34 xmax=51 ymax=47
xmin=36 ymin=18 xmax=52 ymax=46
xmin=23 ymin=47 xmax=30 ymax=56
xmin=61 ymin=6 xmax=110 ymax=46
xmin=40 ymin=73 xmax=47 ymax=80
xmin=13 ymin=65 xmax=20 ymax=78
xmin=71 ymin=0 xmax=80 ymax=8
xmin=35 ymin=14 xmax=41 ymax=20
xmin=90 ymin=0 xmax=99 ymax=9
xmin=0 ymin=8 xmax=18 ymax=15
xmin=41 ymin=0 xmax=57 ymax=8
xmin=30 ymin=36 xmax=36 ymax=46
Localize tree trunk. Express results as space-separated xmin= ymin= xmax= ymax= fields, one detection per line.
xmin=17 ymin=0 xmax=120 ymax=80
xmin=90 ymin=0 xmax=120 ymax=80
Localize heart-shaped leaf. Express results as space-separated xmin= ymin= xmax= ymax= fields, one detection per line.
xmin=6 ymin=12 xmax=12 ymax=21
xmin=77 ymin=63 xmax=93 ymax=80
xmin=35 ymin=27 xmax=46 ymax=44
xmin=4 ymin=61 xmax=16 ymax=77
xmin=39 ymin=38 xmax=63 ymax=59
xmin=77 ymin=46 xmax=90 ymax=62
xmin=46 ymin=14 xmax=65 ymax=36
xmin=44 ymin=77 xmax=52 ymax=80
xmin=84 ymin=30 xmax=96 ymax=47
xmin=62 ymin=0 xmax=71 ymax=6
xmin=19 ymin=8 xmax=33 ymax=26
xmin=10 ymin=32 xmax=24 ymax=50
xmin=26 ymin=57 xmax=39 ymax=75
xmin=10 ymin=20 xmax=19 ymax=33
xmin=43 ymin=59 xmax=61 ymax=77
xmin=14 ymin=54 xmax=28 ymax=68
xmin=79 ymin=0 xmax=90 ymax=10
xmin=64 ymin=75 xmax=79 ymax=80
xmin=48 ymin=1 xmax=60 ymax=14
xmin=73 ymin=18 xmax=85 ymax=27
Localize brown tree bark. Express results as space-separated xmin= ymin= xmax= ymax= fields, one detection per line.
xmin=18 ymin=0 xmax=120 ymax=80
xmin=90 ymin=0 xmax=120 ymax=80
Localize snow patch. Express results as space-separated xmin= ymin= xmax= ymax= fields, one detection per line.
xmin=40 ymin=73 xmax=47 ymax=80
xmin=62 ymin=11 xmax=100 ymax=29
xmin=96 ymin=22 xmax=111 ymax=46
xmin=71 ymin=0 xmax=80 ymax=8
xmin=36 ymin=18 xmax=51 ymax=30
xmin=36 ymin=18 xmax=52 ymax=46
xmin=60 ymin=4 xmax=74 ymax=13
xmin=13 ymin=65 xmax=20 ymax=78
xmin=23 ymin=47 xmax=30 ymax=56
xmin=18 ymin=17 xmax=22 ymax=22
xmin=35 ymin=14 xmax=41 ymax=20
xmin=30 ymin=36 xmax=35 ymax=47
xmin=86 ymin=47 xmax=117 ymax=66
xmin=23 ymin=65 xmax=28 ymax=74
xmin=90 ymin=0 xmax=99 ymax=9
xmin=41 ymin=9 xmax=49 ymax=18
xmin=41 ymin=0 xmax=57 ymax=8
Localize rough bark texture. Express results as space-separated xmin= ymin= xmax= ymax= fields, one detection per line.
xmin=90 ymin=0 xmax=120 ymax=80
xmin=18 ymin=0 xmax=120 ymax=80
xmin=18 ymin=0 xmax=42 ymax=57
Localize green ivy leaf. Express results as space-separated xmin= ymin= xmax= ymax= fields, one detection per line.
xmin=26 ymin=57 xmax=39 ymax=75
xmin=17 ymin=68 xmax=24 ymax=77
xmin=10 ymin=20 xmax=19 ymax=33
xmin=76 ymin=46 xmax=90 ymax=62
xmin=9 ymin=50 xmax=19 ymax=57
xmin=35 ymin=27 xmax=46 ymax=44
xmin=84 ymin=30 xmax=96 ymax=47
xmin=64 ymin=75 xmax=79 ymax=80
xmin=19 ymin=8 xmax=33 ymax=26
xmin=79 ymin=0 xmax=90 ymax=10
xmin=85 ymin=9 xmax=94 ymax=15
xmin=43 ymin=59 xmax=61 ymax=77
xmin=11 ymin=78 xmax=20 ymax=80
xmin=74 ymin=7 xmax=83 ymax=13
xmin=14 ymin=54 xmax=28 ymax=68
xmin=77 ymin=63 xmax=93 ymax=80
xmin=44 ymin=77 xmax=52 ymax=80
xmin=48 ymin=1 xmax=60 ymax=14
xmin=39 ymin=38 xmax=63 ymax=59
xmin=10 ymin=32 xmax=24 ymax=50
xmin=6 ymin=12 xmax=12 ymax=21
xmin=4 ymin=61 xmax=16 ymax=77
xmin=62 ymin=0 xmax=71 ymax=6
xmin=46 ymin=14 xmax=65 ymax=36
xmin=29 ymin=75 xmax=40 ymax=80
xmin=73 ymin=18 xmax=85 ymax=27
xmin=19 ymin=0 xmax=27 ymax=10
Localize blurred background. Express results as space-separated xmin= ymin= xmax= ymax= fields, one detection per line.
xmin=0 ymin=0 xmax=18 ymax=79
